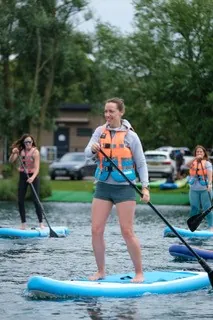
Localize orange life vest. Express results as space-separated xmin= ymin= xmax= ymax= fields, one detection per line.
xmin=95 ymin=126 xmax=136 ymax=182
xmin=189 ymin=160 xmax=207 ymax=177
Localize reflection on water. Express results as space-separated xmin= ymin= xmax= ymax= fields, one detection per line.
xmin=86 ymin=299 xmax=142 ymax=320
xmin=0 ymin=202 xmax=213 ymax=320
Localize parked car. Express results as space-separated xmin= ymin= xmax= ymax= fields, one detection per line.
xmin=154 ymin=147 xmax=194 ymax=178
xmin=155 ymin=146 xmax=193 ymax=161
xmin=144 ymin=150 xmax=176 ymax=179
xmin=48 ymin=152 xmax=97 ymax=180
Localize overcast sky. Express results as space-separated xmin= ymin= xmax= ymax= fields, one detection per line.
xmin=78 ymin=0 xmax=134 ymax=33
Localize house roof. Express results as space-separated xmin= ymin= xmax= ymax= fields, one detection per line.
xmin=59 ymin=103 xmax=92 ymax=111
xmin=55 ymin=117 xmax=89 ymax=123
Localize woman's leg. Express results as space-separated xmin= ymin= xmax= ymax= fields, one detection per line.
xmin=31 ymin=176 xmax=44 ymax=226
xmin=89 ymin=198 xmax=113 ymax=280
xmin=116 ymin=201 xmax=143 ymax=282
xmin=18 ymin=173 xmax=28 ymax=229
xmin=189 ymin=189 xmax=200 ymax=217
xmin=200 ymin=190 xmax=213 ymax=230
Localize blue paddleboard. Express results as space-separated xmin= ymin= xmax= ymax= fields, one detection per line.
xmin=0 ymin=226 xmax=70 ymax=238
xmin=27 ymin=270 xmax=210 ymax=298
xmin=164 ymin=226 xmax=213 ymax=238
xmin=169 ymin=244 xmax=213 ymax=261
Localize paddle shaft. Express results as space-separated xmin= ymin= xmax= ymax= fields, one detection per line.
xmin=18 ymin=156 xmax=58 ymax=238
xmin=200 ymin=160 xmax=212 ymax=203
xmin=99 ymin=149 xmax=213 ymax=284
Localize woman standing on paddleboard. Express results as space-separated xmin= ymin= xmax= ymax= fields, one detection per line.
xmin=9 ymin=133 xmax=44 ymax=230
xmin=186 ymin=145 xmax=213 ymax=231
xmin=85 ymin=97 xmax=150 ymax=282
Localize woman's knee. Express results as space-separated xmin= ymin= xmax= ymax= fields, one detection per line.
xmin=91 ymin=224 xmax=105 ymax=237
xmin=120 ymin=226 xmax=134 ymax=240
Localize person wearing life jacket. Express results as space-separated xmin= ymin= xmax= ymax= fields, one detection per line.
xmin=85 ymin=97 xmax=150 ymax=283
xmin=9 ymin=133 xmax=44 ymax=230
xmin=186 ymin=145 xmax=213 ymax=231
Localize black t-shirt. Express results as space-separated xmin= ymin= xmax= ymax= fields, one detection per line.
xmin=176 ymin=153 xmax=184 ymax=165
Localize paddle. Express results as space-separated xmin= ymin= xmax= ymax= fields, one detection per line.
xmin=187 ymin=160 xmax=212 ymax=232
xmin=187 ymin=205 xmax=213 ymax=232
xmin=99 ymin=149 xmax=213 ymax=287
xmin=18 ymin=156 xmax=58 ymax=238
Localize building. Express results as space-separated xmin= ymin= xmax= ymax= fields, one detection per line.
xmin=32 ymin=103 xmax=104 ymax=159
xmin=0 ymin=103 xmax=104 ymax=164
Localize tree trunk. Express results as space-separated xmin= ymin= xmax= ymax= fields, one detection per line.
xmin=28 ymin=28 xmax=42 ymax=130
xmin=2 ymin=53 xmax=16 ymax=144
xmin=36 ymin=40 xmax=57 ymax=147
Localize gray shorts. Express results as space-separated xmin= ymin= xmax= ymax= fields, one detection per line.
xmin=94 ymin=181 xmax=136 ymax=204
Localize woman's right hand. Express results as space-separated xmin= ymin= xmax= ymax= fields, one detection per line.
xmin=91 ymin=143 xmax=100 ymax=153
xmin=12 ymin=148 xmax=19 ymax=154
xmin=195 ymin=155 xmax=203 ymax=162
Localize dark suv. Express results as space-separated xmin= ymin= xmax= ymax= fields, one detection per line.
xmin=48 ymin=152 xmax=97 ymax=180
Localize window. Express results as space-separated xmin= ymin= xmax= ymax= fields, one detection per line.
xmin=77 ymin=128 xmax=93 ymax=137
xmin=145 ymin=154 xmax=167 ymax=161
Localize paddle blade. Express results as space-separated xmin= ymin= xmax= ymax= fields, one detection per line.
xmin=49 ymin=228 xmax=59 ymax=238
xmin=187 ymin=213 xmax=204 ymax=232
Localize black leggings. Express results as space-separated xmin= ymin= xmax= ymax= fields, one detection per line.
xmin=18 ymin=172 xmax=43 ymax=223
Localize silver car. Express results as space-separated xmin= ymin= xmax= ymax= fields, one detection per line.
xmin=145 ymin=150 xmax=176 ymax=179
xmin=48 ymin=152 xmax=97 ymax=180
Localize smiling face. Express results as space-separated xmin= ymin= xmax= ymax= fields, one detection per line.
xmin=104 ymin=102 xmax=124 ymax=128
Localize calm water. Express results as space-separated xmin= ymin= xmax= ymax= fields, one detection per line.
xmin=0 ymin=201 xmax=213 ymax=320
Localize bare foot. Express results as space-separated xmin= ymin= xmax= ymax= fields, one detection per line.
xmin=88 ymin=272 xmax=105 ymax=281
xmin=20 ymin=223 xmax=26 ymax=230
xmin=39 ymin=223 xmax=45 ymax=229
xmin=131 ymin=273 xmax=144 ymax=283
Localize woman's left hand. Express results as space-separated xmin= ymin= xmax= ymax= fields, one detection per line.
xmin=141 ymin=188 xmax=150 ymax=203
xmin=207 ymin=184 xmax=212 ymax=193
xmin=27 ymin=177 xmax=34 ymax=184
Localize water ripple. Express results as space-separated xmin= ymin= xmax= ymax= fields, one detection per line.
xmin=0 ymin=201 xmax=212 ymax=320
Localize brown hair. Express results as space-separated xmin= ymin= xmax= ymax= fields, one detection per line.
xmin=105 ymin=97 xmax=125 ymax=113
xmin=194 ymin=145 xmax=209 ymax=160
xmin=11 ymin=133 xmax=36 ymax=152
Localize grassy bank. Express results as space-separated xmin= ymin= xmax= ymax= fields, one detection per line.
xmin=50 ymin=180 xmax=95 ymax=192
xmin=50 ymin=179 xmax=189 ymax=194
xmin=46 ymin=179 xmax=190 ymax=205
xmin=0 ymin=178 xmax=189 ymax=202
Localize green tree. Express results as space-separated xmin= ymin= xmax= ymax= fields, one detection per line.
xmin=90 ymin=0 xmax=213 ymax=149
xmin=0 ymin=0 xmax=91 ymax=149
xmin=130 ymin=0 xmax=213 ymax=148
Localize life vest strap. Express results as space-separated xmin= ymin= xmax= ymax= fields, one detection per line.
xmin=102 ymin=143 xmax=125 ymax=148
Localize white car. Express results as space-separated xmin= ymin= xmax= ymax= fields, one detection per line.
xmin=155 ymin=147 xmax=194 ymax=176
xmin=144 ymin=150 xmax=176 ymax=179
xmin=155 ymin=147 xmax=193 ymax=163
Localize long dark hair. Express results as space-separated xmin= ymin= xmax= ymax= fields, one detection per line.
xmin=11 ymin=133 xmax=36 ymax=152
